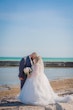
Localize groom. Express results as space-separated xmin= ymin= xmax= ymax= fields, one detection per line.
xmin=18 ymin=52 xmax=37 ymax=89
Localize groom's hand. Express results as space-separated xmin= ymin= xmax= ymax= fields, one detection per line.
xmin=19 ymin=77 xmax=24 ymax=80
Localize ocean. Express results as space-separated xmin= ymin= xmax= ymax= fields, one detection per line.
xmin=0 ymin=57 xmax=73 ymax=85
xmin=0 ymin=67 xmax=73 ymax=85
xmin=0 ymin=57 xmax=73 ymax=62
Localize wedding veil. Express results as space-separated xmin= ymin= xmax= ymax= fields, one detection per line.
xmin=37 ymin=56 xmax=44 ymax=72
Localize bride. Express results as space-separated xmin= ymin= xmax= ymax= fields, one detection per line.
xmin=18 ymin=56 xmax=73 ymax=106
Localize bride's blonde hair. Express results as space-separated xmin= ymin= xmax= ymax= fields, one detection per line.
xmin=34 ymin=56 xmax=44 ymax=71
xmin=34 ymin=56 xmax=41 ymax=64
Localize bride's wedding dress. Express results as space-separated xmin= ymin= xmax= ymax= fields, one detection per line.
xmin=18 ymin=58 xmax=73 ymax=106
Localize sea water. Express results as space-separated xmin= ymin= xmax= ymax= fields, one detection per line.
xmin=0 ymin=67 xmax=73 ymax=85
xmin=0 ymin=57 xmax=73 ymax=62
xmin=0 ymin=57 xmax=73 ymax=85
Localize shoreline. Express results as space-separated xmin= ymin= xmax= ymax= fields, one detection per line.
xmin=0 ymin=77 xmax=73 ymax=86
xmin=0 ymin=78 xmax=73 ymax=100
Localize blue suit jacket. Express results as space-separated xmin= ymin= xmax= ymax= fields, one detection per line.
xmin=18 ymin=56 xmax=32 ymax=79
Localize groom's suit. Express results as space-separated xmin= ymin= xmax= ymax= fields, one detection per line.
xmin=18 ymin=56 xmax=32 ymax=89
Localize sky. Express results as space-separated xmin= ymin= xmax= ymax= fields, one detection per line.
xmin=0 ymin=0 xmax=73 ymax=57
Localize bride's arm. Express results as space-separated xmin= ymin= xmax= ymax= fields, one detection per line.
xmin=27 ymin=60 xmax=44 ymax=78
xmin=27 ymin=73 xmax=31 ymax=78
xmin=27 ymin=64 xmax=39 ymax=78
xmin=30 ymin=64 xmax=40 ymax=77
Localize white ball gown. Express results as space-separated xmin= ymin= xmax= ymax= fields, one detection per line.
xmin=18 ymin=58 xmax=73 ymax=106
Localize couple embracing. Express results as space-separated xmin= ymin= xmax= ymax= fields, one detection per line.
xmin=18 ymin=52 xmax=73 ymax=106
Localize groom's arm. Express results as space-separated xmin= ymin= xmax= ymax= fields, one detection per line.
xmin=18 ymin=58 xmax=26 ymax=80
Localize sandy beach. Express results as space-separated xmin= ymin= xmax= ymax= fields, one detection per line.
xmin=0 ymin=78 xmax=73 ymax=110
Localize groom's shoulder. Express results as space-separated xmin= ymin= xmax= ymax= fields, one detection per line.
xmin=19 ymin=57 xmax=26 ymax=66
xmin=20 ymin=56 xmax=29 ymax=62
